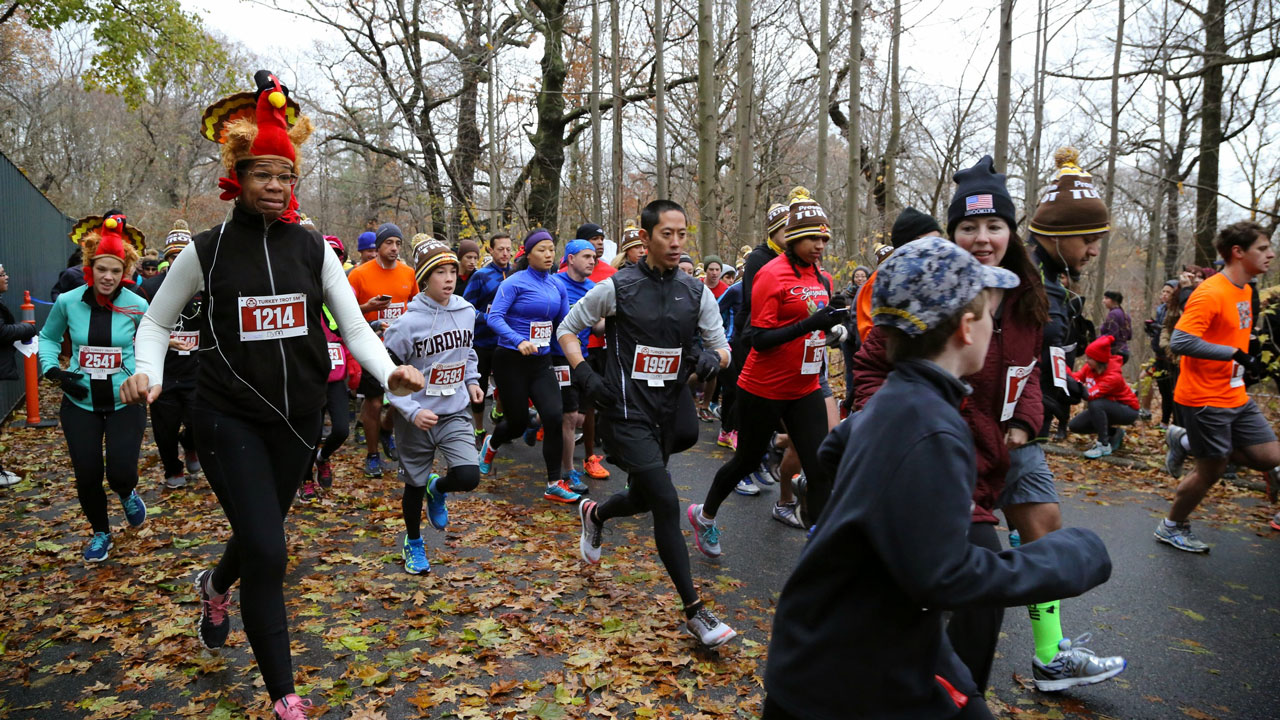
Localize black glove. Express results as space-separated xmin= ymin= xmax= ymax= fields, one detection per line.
xmin=570 ymin=361 xmax=615 ymax=410
xmin=45 ymin=368 xmax=87 ymax=401
xmin=1065 ymin=377 xmax=1085 ymax=404
xmin=798 ymin=305 xmax=846 ymax=333
xmin=692 ymin=349 xmax=721 ymax=381
xmin=829 ymin=292 xmax=851 ymax=311
xmin=1233 ymin=349 xmax=1265 ymax=376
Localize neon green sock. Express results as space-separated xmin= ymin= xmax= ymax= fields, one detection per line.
xmin=1027 ymin=600 xmax=1064 ymax=664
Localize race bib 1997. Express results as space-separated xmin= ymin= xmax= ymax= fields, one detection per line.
xmin=632 ymin=345 xmax=680 ymax=387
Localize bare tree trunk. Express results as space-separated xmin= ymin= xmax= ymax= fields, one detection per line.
xmin=732 ymin=0 xmax=754 ymax=244
xmin=815 ymin=0 xmax=830 ymax=202
xmin=590 ymin=0 xmax=602 ymax=222
xmin=696 ymin=0 xmax=716 ymax=258
xmin=611 ymin=0 xmax=623 ymax=237
xmin=449 ymin=0 xmax=486 ymax=242
xmin=993 ymin=0 xmax=1013 ymax=171
xmin=1193 ymin=0 xmax=1225 ymax=266
xmin=527 ymin=0 xmax=568 ymax=231
xmin=1091 ymin=0 xmax=1124 ymax=322
xmin=882 ymin=0 xmax=901 ymax=220
xmin=1023 ymin=0 xmax=1047 ymax=227
xmin=846 ymin=0 xmax=862 ymax=260
xmin=655 ymin=0 xmax=667 ymax=198
xmin=488 ymin=0 xmax=500 ymax=229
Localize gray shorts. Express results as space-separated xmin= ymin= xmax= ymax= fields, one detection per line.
xmin=997 ymin=442 xmax=1059 ymax=507
xmin=1178 ymin=400 xmax=1277 ymax=459
xmin=392 ymin=410 xmax=478 ymax=488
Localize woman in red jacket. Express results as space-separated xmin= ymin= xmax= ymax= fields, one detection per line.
xmin=1068 ymin=334 xmax=1139 ymax=458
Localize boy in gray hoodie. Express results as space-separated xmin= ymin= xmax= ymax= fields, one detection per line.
xmin=383 ymin=239 xmax=484 ymax=575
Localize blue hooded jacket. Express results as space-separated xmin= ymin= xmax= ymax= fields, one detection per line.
xmin=487 ymin=267 xmax=568 ymax=355
xmin=463 ymin=262 xmax=513 ymax=348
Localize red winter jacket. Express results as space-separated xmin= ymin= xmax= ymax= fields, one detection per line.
xmin=851 ymin=284 xmax=1043 ymax=524
xmin=1071 ymin=356 xmax=1138 ymax=409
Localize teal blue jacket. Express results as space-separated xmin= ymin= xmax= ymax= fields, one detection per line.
xmin=38 ymin=284 xmax=148 ymax=412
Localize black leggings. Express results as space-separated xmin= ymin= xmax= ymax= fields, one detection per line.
xmin=595 ymin=418 xmax=698 ymax=607
xmin=470 ymin=346 xmax=496 ymax=414
xmin=704 ymin=388 xmax=830 ymax=519
xmin=1154 ymin=357 xmax=1175 ymax=424
xmin=150 ymin=383 xmax=195 ymax=478
xmin=761 ymin=693 xmax=992 ymax=720
xmin=403 ymin=465 xmax=481 ymax=538
xmin=1068 ymin=399 xmax=1139 ymax=444
xmin=319 ymin=380 xmax=350 ymax=461
xmin=61 ymin=398 xmax=146 ymax=534
xmin=718 ymin=346 xmax=741 ymax=433
xmin=945 ymin=521 xmax=1005 ymax=693
xmin=489 ymin=348 xmax=563 ymax=482
xmin=196 ymin=407 xmax=322 ymax=703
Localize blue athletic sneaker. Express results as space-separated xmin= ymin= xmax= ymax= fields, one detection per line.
xmin=381 ymin=433 xmax=398 ymax=461
xmin=543 ymin=479 xmax=581 ymax=504
xmin=83 ymin=532 xmax=112 ymax=563
xmin=364 ymin=454 xmax=384 ymax=478
xmin=425 ymin=474 xmax=448 ymax=530
xmin=478 ymin=436 xmax=496 ymax=475
xmin=752 ymin=457 xmax=775 ymax=486
xmin=402 ymin=535 xmax=430 ymax=574
xmin=122 ymin=490 xmax=146 ymax=527
xmin=566 ymin=468 xmax=589 ymax=494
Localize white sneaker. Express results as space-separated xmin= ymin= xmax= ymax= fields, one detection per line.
xmin=686 ymin=605 xmax=736 ymax=648
xmin=578 ymin=500 xmax=603 ymax=564
xmin=0 ymin=469 xmax=21 ymax=487
xmin=734 ymin=477 xmax=760 ymax=496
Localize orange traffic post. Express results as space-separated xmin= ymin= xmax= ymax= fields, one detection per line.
xmin=21 ymin=290 xmax=57 ymax=428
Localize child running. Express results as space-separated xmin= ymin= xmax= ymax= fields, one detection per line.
xmin=763 ymin=237 xmax=1113 ymax=719
xmin=382 ymin=239 xmax=484 ymax=574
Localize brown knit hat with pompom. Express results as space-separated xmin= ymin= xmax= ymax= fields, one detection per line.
xmin=1029 ymin=147 xmax=1110 ymax=236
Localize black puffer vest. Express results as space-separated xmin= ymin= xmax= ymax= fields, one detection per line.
xmin=192 ymin=206 xmax=329 ymax=421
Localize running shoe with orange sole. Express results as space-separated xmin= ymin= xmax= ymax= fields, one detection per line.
xmin=584 ymin=454 xmax=610 ymax=479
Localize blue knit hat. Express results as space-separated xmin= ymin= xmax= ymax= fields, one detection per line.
xmin=357 ymin=231 xmax=377 ymax=252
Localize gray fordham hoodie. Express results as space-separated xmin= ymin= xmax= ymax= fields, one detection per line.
xmin=383 ymin=292 xmax=481 ymax=420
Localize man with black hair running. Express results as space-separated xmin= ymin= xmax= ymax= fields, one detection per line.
xmin=558 ymin=199 xmax=737 ymax=648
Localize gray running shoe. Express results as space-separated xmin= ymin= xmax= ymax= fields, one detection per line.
xmin=164 ymin=474 xmax=187 ymax=489
xmin=685 ymin=605 xmax=736 ymax=648
xmin=687 ymin=504 xmax=722 ymax=558
xmin=1031 ymin=633 xmax=1126 ymax=691
xmin=1154 ymin=520 xmax=1209 ymax=553
xmin=1165 ymin=425 xmax=1188 ymax=478
xmin=771 ymin=501 xmax=805 ymax=529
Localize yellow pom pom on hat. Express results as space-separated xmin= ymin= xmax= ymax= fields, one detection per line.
xmin=1029 ymin=146 xmax=1111 ymax=237
xmin=784 ymin=186 xmax=831 ymax=244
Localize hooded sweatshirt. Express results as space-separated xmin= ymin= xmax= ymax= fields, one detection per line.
xmin=383 ymin=292 xmax=481 ymax=420
xmin=487 ymin=267 xmax=568 ymax=355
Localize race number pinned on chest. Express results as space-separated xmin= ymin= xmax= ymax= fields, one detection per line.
xmin=1001 ymin=362 xmax=1036 ymax=422
xmin=1049 ymin=346 xmax=1070 ymax=391
xmin=380 ymin=302 xmax=406 ymax=322
xmin=327 ymin=342 xmax=344 ymax=370
xmin=239 ymin=293 xmax=307 ymax=342
xmin=553 ymin=365 xmax=571 ymax=387
xmin=632 ymin=345 xmax=681 ymax=387
xmin=801 ymin=333 xmax=825 ymax=375
xmin=170 ymin=330 xmax=199 ymax=356
xmin=529 ymin=320 xmax=553 ymax=348
xmin=426 ymin=360 xmax=465 ymax=396
xmin=79 ymin=345 xmax=122 ymax=380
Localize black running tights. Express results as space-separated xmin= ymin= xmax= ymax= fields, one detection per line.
xmin=1067 ymin=399 xmax=1138 ymax=444
xmin=596 ymin=464 xmax=698 ymax=607
xmin=703 ymin=388 xmax=830 ymax=520
xmin=489 ymin=347 xmax=563 ymax=482
xmin=149 ymin=383 xmax=194 ymax=479
xmin=196 ymin=408 xmax=322 ymax=703
xmin=319 ymin=379 xmax=350 ymax=462
xmin=61 ymin=398 xmax=146 ymax=534
xmin=403 ymin=465 xmax=481 ymax=538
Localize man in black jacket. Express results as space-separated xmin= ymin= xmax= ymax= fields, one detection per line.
xmin=558 ymin=199 xmax=736 ymax=649
xmin=764 ymin=238 xmax=1114 ymax=720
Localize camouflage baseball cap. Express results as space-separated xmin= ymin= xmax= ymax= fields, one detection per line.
xmin=872 ymin=236 xmax=1019 ymax=336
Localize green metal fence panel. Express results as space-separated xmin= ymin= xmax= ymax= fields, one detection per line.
xmin=0 ymin=149 xmax=75 ymax=419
